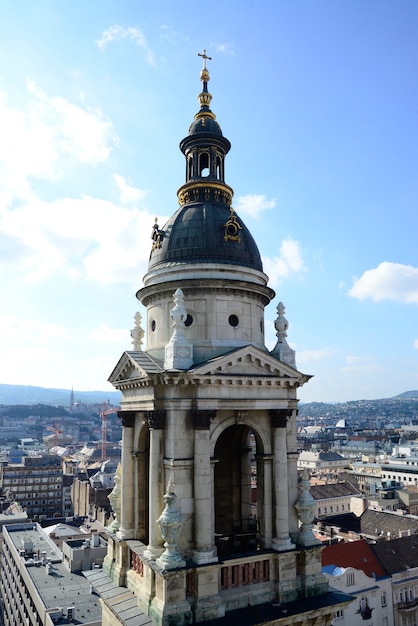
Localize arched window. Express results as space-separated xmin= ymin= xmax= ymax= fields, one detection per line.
xmin=199 ymin=151 xmax=210 ymax=177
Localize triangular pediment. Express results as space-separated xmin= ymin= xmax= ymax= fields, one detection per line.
xmin=108 ymin=351 xmax=164 ymax=385
xmin=190 ymin=345 xmax=309 ymax=381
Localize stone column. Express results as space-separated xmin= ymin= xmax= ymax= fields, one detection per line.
xmin=261 ymin=454 xmax=273 ymax=548
xmin=143 ymin=409 xmax=166 ymax=560
xmin=270 ymin=409 xmax=295 ymax=551
xmin=117 ymin=411 xmax=136 ymax=540
xmin=192 ymin=409 xmax=217 ymax=564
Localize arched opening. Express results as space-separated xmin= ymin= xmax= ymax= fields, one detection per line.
xmin=135 ymin=424 xmax=150 ymax=543
xmin=198 ymin=151 xmax=210 ymax=177
xmin=214 ymin=424 xmax=262 ymax=556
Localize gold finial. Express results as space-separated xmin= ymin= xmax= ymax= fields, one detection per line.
xmin=198 ymin=49 xmax=212 ymax=70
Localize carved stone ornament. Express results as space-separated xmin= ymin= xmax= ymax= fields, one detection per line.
xmin=156 ymin=479 xmax=186 ymax=570
xmin=108 ymin=463 xmax=122 ymax=532
xmin=270 ymin=302 xmax=296 ymax=368
xmin=223 ymin=207 xmax=242 ymax=243
xmin=269 ymin=408 xmax=292 ymax=428
xmin=130 ymin=312 xmax=144 ymax=351
xmin=145 ymin=409 xmax=166 ymax=430
xmin=295 ymin=468 xmax=320 ymax=547
xmin=192 ymin=409 xmax=216 ymax=430
xmin=164 ymin=288 xmax=193 ymax=370
xmin=151 ymin=217 xmax=164 ymax=251
xmin=119 ymin=410 xmax=136 ymax=428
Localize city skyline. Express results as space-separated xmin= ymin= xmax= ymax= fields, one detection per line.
xmin=0 ymin=1 xmax=417 ymax=402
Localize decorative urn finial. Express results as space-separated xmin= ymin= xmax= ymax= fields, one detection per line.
xmin=164 ymin=288 xmax=193 ymax=370
xmin=270 ymin=301 xmax=296 ymax=368
xmin=295 ymin=468 xmax=320 ymax=546
xmin=156 ymin=479 xmax=186 ymax=570
xmin=130 ymin=312 xmax=144 ymax=351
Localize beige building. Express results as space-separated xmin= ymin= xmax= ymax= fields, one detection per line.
xmin=86 ymin=59 xmax=353 ymax=625
xmin=298 ymin=451 xmax=348 ymax=481
xmin=0 ymin=453 xmax=63 ymax=519
xmin=309 ymin=481 xmax=364 ymax=519
xmin=0 ymin=522 xmax=103 ymax=625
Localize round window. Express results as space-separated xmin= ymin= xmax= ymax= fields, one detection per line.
xmin=228 ymin=314 xmax=239 ymax=327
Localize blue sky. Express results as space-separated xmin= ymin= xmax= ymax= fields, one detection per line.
xmin=0 ymin=1 xmax=417 ymax=402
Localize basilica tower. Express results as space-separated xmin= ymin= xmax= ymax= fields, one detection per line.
xmin=95 ymin=54 xmax=352 ymax=626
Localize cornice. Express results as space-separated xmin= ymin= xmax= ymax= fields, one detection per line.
xmin=139 ymin=279 xmax=274 ymax=308
xmin=177 ymin=180 xmax=233 ymax=207
xmin=113 ymin=372 xmax=306 ymax=391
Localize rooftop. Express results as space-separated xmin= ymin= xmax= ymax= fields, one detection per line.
xmin=322 ymin=538 xmax=386 ymax=579
xmin=5 ymin=523 xmax=102 ymax=624
xmin=310 ymin=481 xmax=361 ymax=500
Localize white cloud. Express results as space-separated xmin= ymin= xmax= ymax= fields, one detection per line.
xmin=0 ymin=82 xmax=118 ymax=196
xmin=297 ymin=348 xmax=336 ymax=363
xmin=114 ymin=174 xmax=148 ymax=205
xmin=0 ymin=190 xmax=168 ymax=284
xmin=340 ymin=354 xmax=381 ymax=376
xmin=349 ymin=262 xmax=418 ymax=303
xmin=160 ymin=25 xmax=184 ymax=43
xmin=262 ymin=238 xmax=306 ymax=287
xmin=96 ymin=25 xmax=155 ymax=65
xmin=235 ymin=194 xmax=275 ymax=219
xmin=0 ymin=314 xmax=127 ymax=389
xmin=213 ymin=43 xmax=235 ymax=56
xmin=344 ymin=354 xmax=372 ymax=365
xmin=89 ymin=323 xmax=130 ymax=344
xmin=0 ymin=314 xmax=71 ymax=345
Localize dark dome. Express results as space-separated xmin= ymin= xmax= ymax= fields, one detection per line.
xmin=188 ymin=116 xmax=223 ymax=137
xmin=148 ymin=203 xmax=263 ymax=272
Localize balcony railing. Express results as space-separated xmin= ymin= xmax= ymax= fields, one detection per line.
xmin=397 ymin=598 xmax=418 ymax=611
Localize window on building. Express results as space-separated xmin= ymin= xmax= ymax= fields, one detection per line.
xmin=381 ymin=592 xmax=387 ymax=606
xmin=334 ymin=609 xmax=343 ymax=619
xmin=347 ymin=572 xmax=355 ymax=586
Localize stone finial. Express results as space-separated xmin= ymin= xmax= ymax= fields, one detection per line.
xmin=156 ymin=480 xmax=186 ymax=570
xmin=270 ymin=301 xmax=296 ymax=368
xmin=294 ymin=468 xmax=320 ymax=547
xmin=108 ymin=463 xmax=122 ymax=532
xmin=130 ymin=312 xmax=144 ymax=351
xmin=164 ymin=288 xmax=193 ymax=370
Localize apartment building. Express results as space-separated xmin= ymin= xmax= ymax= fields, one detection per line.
xmin=0 ymin=453 xmax=63 ymax=519
xmin=0 ymin=522 xmax=103 ymax=625
xmin=323 ymin=539 xmax=393 ymax=626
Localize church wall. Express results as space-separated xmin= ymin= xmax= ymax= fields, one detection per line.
xmin=143 ymin=284 xmax=268 ymax=364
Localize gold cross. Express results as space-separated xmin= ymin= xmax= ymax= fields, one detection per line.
xmin=198 ymin=49 xmax=212 ymax=69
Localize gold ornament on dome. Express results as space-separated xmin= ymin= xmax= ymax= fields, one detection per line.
xmin=223 ymin=207 xmax=243 ymax=243
xmin=151 ymin=217 xmax=164 ymax=251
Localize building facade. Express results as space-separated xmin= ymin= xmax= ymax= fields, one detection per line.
xmin=0 ymin=522 xmax=102 ymax=625
xmin=0 ymin=453 xmax=63 ymax=519
xmin=90 ymin=58 xmax=353 ymax=625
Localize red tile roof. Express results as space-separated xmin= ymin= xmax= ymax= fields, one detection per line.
xmin=322 ymin=539 xmax=386 ymax=578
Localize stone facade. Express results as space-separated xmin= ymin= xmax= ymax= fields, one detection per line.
xmin=96 ymin=57 xmax=352 ymax=625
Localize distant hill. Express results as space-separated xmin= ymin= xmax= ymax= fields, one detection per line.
xmin=394 ymin=390 xmax=418 ymax=399
xmin=0 ymin=384 xmax=121 ymax=406
xmin=299 ymin=391 xmax=418 ymax=419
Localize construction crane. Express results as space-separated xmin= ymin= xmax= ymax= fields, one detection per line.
xmin=100 ymin=403 xmax=120 ymax=461
xmin=46 ymin=424 xmax=63 ymax=451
